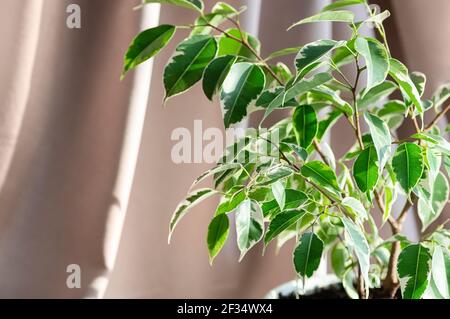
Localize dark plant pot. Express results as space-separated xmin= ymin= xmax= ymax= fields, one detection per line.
xmin=265 ymin=274 xmax=346 ymax=299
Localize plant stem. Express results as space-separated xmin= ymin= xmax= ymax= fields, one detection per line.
xmin=313 ymin=139 xmax=331 ymax=167
xmin=204 ymin=22 xmax=284 ymax=85
xmin=382 ymin=195 xmax=416 ymax=297
xmin=424 ymin=104 xmax=450 ymax=131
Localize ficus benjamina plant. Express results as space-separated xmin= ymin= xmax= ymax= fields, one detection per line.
xmin=122 ymin=0 xmax=450 ymax=299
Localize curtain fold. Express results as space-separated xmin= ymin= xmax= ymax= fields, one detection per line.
xmin=0 ymin=0 xmax=447 ymax=298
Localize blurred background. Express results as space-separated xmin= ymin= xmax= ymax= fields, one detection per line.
xmin=0 ymin=0 xmax=448 ymax=298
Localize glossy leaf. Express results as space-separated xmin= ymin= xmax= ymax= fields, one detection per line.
xmin=292 ymin=105 xmax=318 ymax=148
xmin=262 ymin=189 xmax=308 ymax=219
xmin=418 ymin=172 xmax=449 ymax=231
xmin=169 ymin=188 xmax=217 ymax=242
xmin=271 ymin=180 xmax=286 ymax=211
xmin=265 ymin=210 xmax=306 ymax=246
xmin=295 ymin=39 xmax=344 ymax=72
xmin=235 ymin=200 xmax=264 ymax=260
xmin=342 ymin=216 xmax=370 ymax=298
xmin=323 ymin=0 xmax=364 ymax=11
xmin=164 ymin=35 xmax=217 ymax=101
xmin=397 ymin=244 xmax=431 ymax=299
xmin=202 ymin=55 xmax=237 ymax=100
xmin=264 ymin=73 xmax=332 ymax=119
xmin=309 ymin=87 xmax=353 ymax=116
xmin=353 ymin=145 xmax=379 ymax=193
xmin=355 ymin=37 xmax=389 ymax=91
xmin=221 ymin=62 xmax=265 ymax=128
xmin=431 ymin=245 xmax=450 ymax=299
xmin=358 ymin=81 xmax=397 ymax=109
xmin=389 ymin=58 xmax=423 ymax=113
xmin=342 ymin=197 xmax=368 ymax=221
xmin=218 ymin=29 xmax=260 ymax=59
xmin=392 ymin=143 xmax=424 ymax=193
xmin=301 ymin=161 xmax=341 ymax=197
xmin=122 ymin=25 xmax=176 ymax=79
xmin=410 ymin=71 xmax=426 ymax=97
xmin=293 ymin=232 xmax=324 ymax=278
xmin=289 ymin=10 xmax=355 ymax=30
xmin=266 ymin=47 xmax=302 ymax=61
xmin=142 ymin=0 xmax=204 ymax=12
xmin=331 ymin=242 xmax=350 ymax=278
xmin=207 ymin=214 xmax=230 ymax=264
xmin=364 ymin=113 xmax=392 ymax=170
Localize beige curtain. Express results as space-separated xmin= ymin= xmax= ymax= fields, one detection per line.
xmin=0 ymin=0 xmax=448 ymax=298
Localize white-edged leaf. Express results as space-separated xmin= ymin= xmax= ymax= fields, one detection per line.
xmin=397 ymin=244 xmax=432 ymax=299
xmin=342 ymin=216 xmax=370 ymax=298
xmin=355 ymin=37 xmax=389 ymax=91
xmin=364 ymin=112 xmax=392 ymax=170
xmin=169 ymin=188 xmax=218 ymax=242
xmin=288 ymin=10 xmax=355 ymax=30
xmin=235 ymin=199 xmax=264 ymax=260
xmin=293 ymin=232 xmax=324 ymax=278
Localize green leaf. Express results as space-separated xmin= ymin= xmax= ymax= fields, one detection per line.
xmin=262 ymin=189 xmax=308 ymax=219
xmin=265 ymin=210 xmax=306 ymax=246
xmin=262 ymin=165 xmax=294 ymax=185
xmin=412 ymin=132 xmax=450 ymax=157
xmin=293 ymin=232 xmax=324 ymax=278
xmin=364 ymin=113 xmax=392 ymax=170
xmin=164 ymin=35 xmax=217 ymax=101
xmin=309 ymin=87 xmax=353 ymax=116
xmin=392 ymin=143 xmax=424 ymax=193
xmin=142 ymin=0 xmax=203 ymax=12
xmin=410 ymin=71 xmax=426 ymax=97
xmin=255 ymin=87 xmax=297 ymax=108
xmin=207 ymin=214 xmax=230 ymax=264
xmin=169 ymin=188 xmax=217 ymax=242
xmin=341 ymin=216 xmax=370 ymax=298
xmin=358 ymin=81 xmax=397 ymax=109
xmin=397 ymin=244 xmax=432 ymax=299
xmin=292 ymin=105 xmax=318 ymax=148
xmin=191 ymin=2 xmax=238 ymax=35
xmin=432 ymin=84 xmax=450 ymax=110
xmin=358 ymin=10 xmax=391 ymax=28
xmin=331 ymin=242 xmax=350 ymax=278
xmin=235 ymin=199 xmax=264 ymax=260
xmin=343 ymin=269 xmax=359 ymax=299
xmin=202 ymin=55 xmax=237 ymax=101
xmin=317 ymin=109 xmax=343 ymax=141
xmin=322 ymin=0 xmax=364 ymax=11
xmin=389 ymin=58 xmax=423 ymax=113
xmin=295 ymin=39 xmax=344 ymax=72
xmin=121 ymin=25 xmax=176 ymax=79
xmin=220 ymin=62 xmax=265 ymax=128
xmin=265 ymin=47 xmax=302 ymax=61
xmin=431 ymin=245 xmax=450 ymax=299
xmin=271 ymin=180 xmax=286 ymax=211
xmin=378 ymin=100 xmax=406 ymax=117
xmin=355 ymin=37 xmax=389 ymax=91
xmin=218 ymin=29 xmax=260 ymax=59
xmin=288 ymin=10 xmax=355 ymax=30
xmin=301 ymin=161 xmax=341 ymax=197
xmin=353 ymin=145 xmax=379 ymax=193
xmin=264 ymin=73 xmax=332 ymax=120
xmin=418 ymin=172 xmax=449 ymax=231
xmin=215 ymin=190 xmax=246 ymax=216
xmin=193 ymin=162 xmax=242 ymax=187
xmin=383 ymin=185 xmax=396 ymax=224
xmin=281 ymin=143 xmax=308 ymax=161
xmin=342 ymin=197 xmax=368 ymax=221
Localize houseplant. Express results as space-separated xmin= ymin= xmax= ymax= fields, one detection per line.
xmin=122 ymin=0 xmax=450 ymax=299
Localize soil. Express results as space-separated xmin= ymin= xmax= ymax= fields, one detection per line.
xmin=278 ymin=283 xmax=402 ymax=299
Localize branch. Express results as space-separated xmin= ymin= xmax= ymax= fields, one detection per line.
xmin=205 ymin=22 xmax=284 ymax=86
xmin=424 ymin=104 xmax=450 ymax=131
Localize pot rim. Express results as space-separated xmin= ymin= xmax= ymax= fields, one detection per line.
xmin=264 ymin=274 xmax=340 ymax=299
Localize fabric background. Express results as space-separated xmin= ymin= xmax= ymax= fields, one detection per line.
xmin=0 ymin=0 xmax=448 ymax=298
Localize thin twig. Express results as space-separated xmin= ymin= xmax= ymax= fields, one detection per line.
xmin=424 ymin=104 xmax=450 ymax=131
